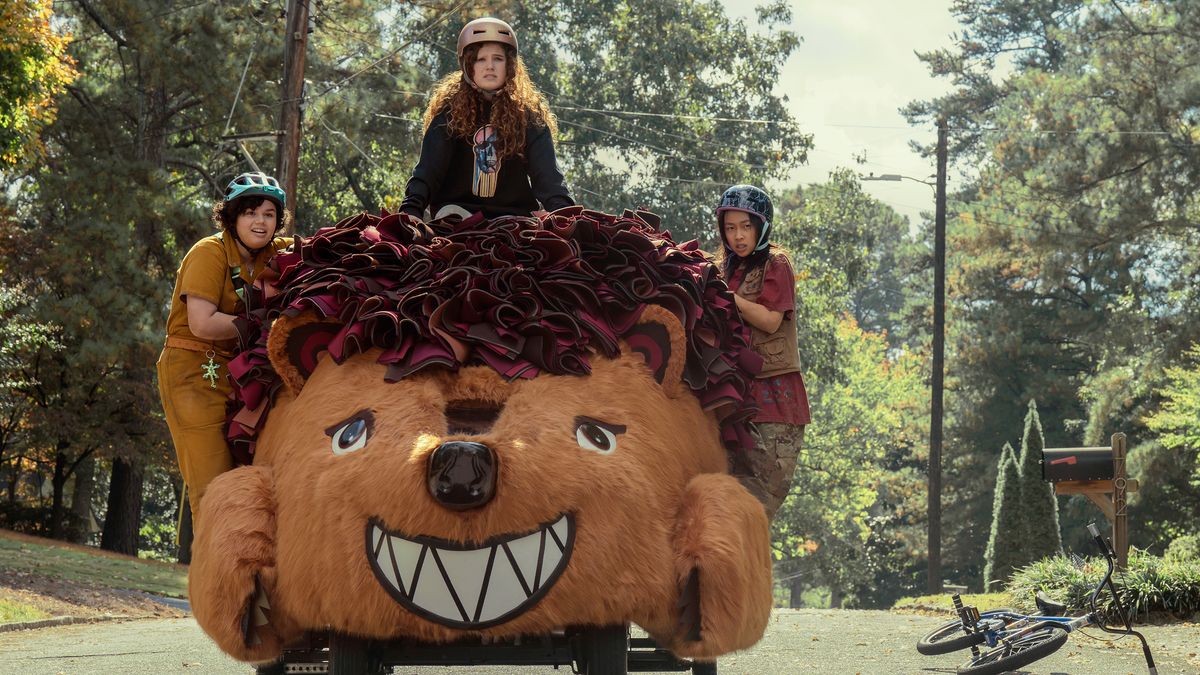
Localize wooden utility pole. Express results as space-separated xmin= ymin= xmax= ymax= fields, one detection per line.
xmin=276 ymin=0 xmax=310 ymax=219
xmin=928 ymin=117 xmax=948 ymax=594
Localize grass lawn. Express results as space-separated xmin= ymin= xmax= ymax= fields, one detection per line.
xmin=0 ymin=597 xmax=50 ymax=623
xmin=0 ymin=529 xmax=188 ymax=599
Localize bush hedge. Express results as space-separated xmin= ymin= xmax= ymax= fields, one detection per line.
xmin=1006 ymin=549 xmax=1200 ymax=620
xmin=1166 ymin=533 xmax=1200 ymax=562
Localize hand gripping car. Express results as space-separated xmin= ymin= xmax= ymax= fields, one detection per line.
xmin=188 ymin=208 xmax=773 ymax=674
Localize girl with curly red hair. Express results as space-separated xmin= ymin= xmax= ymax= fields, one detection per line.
xmin=401 ymin=17 xmax=574 ymax=220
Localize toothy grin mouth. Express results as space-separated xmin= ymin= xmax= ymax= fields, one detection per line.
xmin=366 ymin=514 xmax=574 ymax=629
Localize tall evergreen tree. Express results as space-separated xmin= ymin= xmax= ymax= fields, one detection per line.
xmin=1016 ymin=400 xmax=1062 ymax=558
xmin=983 ymin=443 xmax=1022 ymax=590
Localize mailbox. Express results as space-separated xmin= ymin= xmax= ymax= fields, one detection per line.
xmin=1041 ymin=447 xmax=1114 ymax=482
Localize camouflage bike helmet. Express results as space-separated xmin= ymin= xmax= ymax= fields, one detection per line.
xmin=715 ymin=184 xmax=773 ymax=253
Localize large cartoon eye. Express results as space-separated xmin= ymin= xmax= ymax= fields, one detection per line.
xmin=574 ymin=416 xmax=627 ymax=455
xmin=325 ymin=411 xmax=374 ymax=455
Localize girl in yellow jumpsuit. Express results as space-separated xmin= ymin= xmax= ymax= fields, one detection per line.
xmin=158 ymin=172 xmax=291 ymax=525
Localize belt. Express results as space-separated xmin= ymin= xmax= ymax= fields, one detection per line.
xmin=165 ymin=335 xmax=236 ymax=359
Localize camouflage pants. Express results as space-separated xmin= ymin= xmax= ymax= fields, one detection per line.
xmin=731 ymin=423 xmax=805 ymax=520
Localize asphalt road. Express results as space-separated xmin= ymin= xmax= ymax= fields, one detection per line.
xmin=0 ymin=610 xmax=1196 ymax=674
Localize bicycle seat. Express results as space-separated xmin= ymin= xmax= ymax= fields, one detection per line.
xmin=1035 ymin=591 xmax=1067 ymax=616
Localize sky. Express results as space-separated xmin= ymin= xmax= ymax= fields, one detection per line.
xmin=718 ymin=0 xmax=963 ymax=225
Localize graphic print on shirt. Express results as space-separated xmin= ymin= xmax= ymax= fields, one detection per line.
xmin=472 ymin=125 xmax=501 ymax=198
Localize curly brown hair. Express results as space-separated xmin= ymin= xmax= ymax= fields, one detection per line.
xmin=422 ymin=44 xmax=558 ymax=160
xmin=211 ymin=195 xmax=294 ymax=237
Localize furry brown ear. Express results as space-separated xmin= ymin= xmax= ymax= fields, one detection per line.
xmin=267 ymin=312 xmax=341 ymax=395
xmin=623 ymin=304 xmax=687 ymax=398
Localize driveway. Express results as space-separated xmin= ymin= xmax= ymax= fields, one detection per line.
xmin=0 ymin=609 xmax=1195 ymax=674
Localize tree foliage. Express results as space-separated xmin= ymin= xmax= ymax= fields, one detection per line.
xmin=907 ymin=0 xmax=1200 ymax=582
xmin=1145 ymin=345 xmax=1200 ymax=459
xmin=983 ymin=443 xmax=1021 ymax=590
xmin=0 ymin=0 xmax=77 ymax=165
xmin=773 ymin=316 xmax=926 ymax=607
xmin=1016 ymin=401 xmax=1062 ymax=559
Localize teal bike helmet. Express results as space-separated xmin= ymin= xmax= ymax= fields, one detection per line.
xmin=225 ymin=172 xmax=286 ymax=209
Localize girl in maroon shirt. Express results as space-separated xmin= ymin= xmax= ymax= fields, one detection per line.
xmin=717 ymin=185 xmax=810 ymax=519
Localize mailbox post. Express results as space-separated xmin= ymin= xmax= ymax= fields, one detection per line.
xmin=1040 ymin=433 xmax=1137 ymax=568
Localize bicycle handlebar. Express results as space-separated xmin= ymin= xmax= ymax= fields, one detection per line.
xmin=1086 ymin=522 xmax=1156 ymax=673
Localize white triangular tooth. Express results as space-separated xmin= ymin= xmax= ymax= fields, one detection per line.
xmin=249 ymin=631 xmax=262 ymax=646
xmin=256 ymin=590 xmax=270 ymax=610
xmin=376 ymin=538 xmax=403 ymax=596
xmin=477 ymin=544 xmax=528 ymax=622
xmin=388 ymin=535 xmax=424 ymax=597
xmin=371 ymin=524 xmax=384 ymax=555
xmin=411 ymin=547 xmax=463 ymax=622
xmin=539 ymin=532 xmax=564 ymax=589
xmin=253 ymin=605 xmax=269 ymax=626
xmin=505 ymin=530 xmax=543 ymax=592
xmin=550 ymin=516 xmax=569 ymax=551
xmin=434 ymin=546 xmax=492 ymax=622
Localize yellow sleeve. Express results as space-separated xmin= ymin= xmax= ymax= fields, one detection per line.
xmin=179 ymin=237 xmax=229 ymax=306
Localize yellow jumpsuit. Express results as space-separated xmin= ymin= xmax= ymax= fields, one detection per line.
xmin=157 ymin=232 xmax=286 ymax=524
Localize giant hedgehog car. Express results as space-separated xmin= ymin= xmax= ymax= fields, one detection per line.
xmin=187 ymin=208 xmax=774 ymax=674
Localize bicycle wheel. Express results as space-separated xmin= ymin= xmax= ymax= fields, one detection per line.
xmin=916 ymin=609 xmax=1017 ymax=655
xmin=957 ymin=624 xmax=1068 ymax=675
xmin=916 ymin=618 xmax=985 ymax=655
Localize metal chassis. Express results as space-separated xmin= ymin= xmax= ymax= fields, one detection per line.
xmin=274 ymin=629 xmax=706 ymax=673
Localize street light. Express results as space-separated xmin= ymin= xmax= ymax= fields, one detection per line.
xmin=860 ymin=120 xmax=949 ymax=594
xmin=861 ymin=173 xmax=936 ymax=187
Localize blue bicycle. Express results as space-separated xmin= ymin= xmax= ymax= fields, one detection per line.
xmin=916 ymin=524 xmax=1157 ymax=675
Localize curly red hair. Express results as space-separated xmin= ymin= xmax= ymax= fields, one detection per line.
xmin=422 ymin=44 xmax=558 ymax=160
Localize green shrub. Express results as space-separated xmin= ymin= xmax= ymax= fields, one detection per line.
xmin=893 ymin=592 xmax=1013 ymax=613
xmin=1166 ymin=533 xmax=1200 ymax=562
xmin=1006 ymin=549 xmax=1200 ymax=620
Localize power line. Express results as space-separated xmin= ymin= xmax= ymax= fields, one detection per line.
xmin=223 ymin=46 xmax=257 ymax=136
xmin=557 ymin=117 xmax=769 ymax=171
xmin=551 ymin=103 xmax=791 ymax=126
xmin=310 ymin=0 xmax=468 ymax=103
xmin=319 ymin=118 xmax=382 ymax=170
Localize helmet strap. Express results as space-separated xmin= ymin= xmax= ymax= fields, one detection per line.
xmin=230 ymin=223 xmax=276 ymax=260
xmin=754 ymin=222 xmax=772 ymax=252
xmin=461 ymin=71 xmax=499 ymax=100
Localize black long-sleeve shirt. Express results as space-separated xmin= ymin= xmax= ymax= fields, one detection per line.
xmin=401 ymin=108 xmax=574 ymax=219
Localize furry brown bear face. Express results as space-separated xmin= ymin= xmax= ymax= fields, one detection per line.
xmin=258 ymin=306 xmax=726 ymax=634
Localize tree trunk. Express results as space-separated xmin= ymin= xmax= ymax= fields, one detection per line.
xmin=49 ymin=447 xmax=69 ymax=539
xmin=788 ymin=575 xmax=805 ymax=609
xmin=829 ymin=586 xmax=844 ymax=609
xmin=100 ymin=455 xmax=144 ymax=555
xmin=67 ymin=454 xmax=97 ymax=543
xmin=7 ymin=455 xmax=21 ymax=503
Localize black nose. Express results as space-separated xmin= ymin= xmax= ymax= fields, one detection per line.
xmin=427 ymin=441 xmax=497 ymax=510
